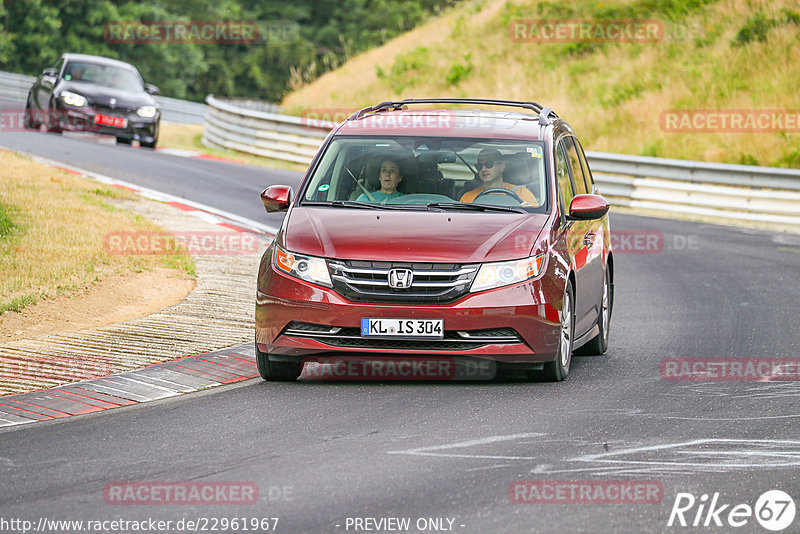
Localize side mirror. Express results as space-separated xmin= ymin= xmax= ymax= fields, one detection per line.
xmin=145 ymin=83 xmax=159 ymax=95
xmin=42 ymin=68 xmax=58 ymax=78
xmin=568 ymin=194 xmax=609 ymax=220
xmin=261 ymin=185 xmax=293 ymax=213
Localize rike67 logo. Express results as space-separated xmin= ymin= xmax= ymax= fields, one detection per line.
xmin=668 ymin=490 xmax=795 ymax=531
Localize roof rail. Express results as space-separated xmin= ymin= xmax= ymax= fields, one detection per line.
xmin=538 ymin=107 xmax=557 ymax=125
xmin=348 ymin=98 xmax=557 ymax=121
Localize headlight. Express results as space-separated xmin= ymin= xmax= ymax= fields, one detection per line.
xmin=470 ymin=254 xmax=546 ymax=293
xmin=273 ymin=246 xmax=332 ymax=288
xmin=137 ymin=106 xmax=157 ymax=118
xmin=61 ymin=91 xmax=87 ymax=107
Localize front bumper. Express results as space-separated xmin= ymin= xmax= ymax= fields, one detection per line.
xmin=58 ymin=106 xmax=159 ymax=144
xmin=256 ymin=259 xmax=565 ymax=365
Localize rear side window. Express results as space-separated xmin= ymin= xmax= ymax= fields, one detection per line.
xmin=563 ymin=137 xmax=588 ymax=195
xmin=574 ymin=138 xmax=595 ymax=193
xmin=555 ymin=140 xmax=574 ymax=214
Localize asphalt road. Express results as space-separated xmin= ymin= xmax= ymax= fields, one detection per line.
xmin=0 ymin=97 xmax=300 ymax=228
xmin=2 ymin=125 xmax=800 ymax=533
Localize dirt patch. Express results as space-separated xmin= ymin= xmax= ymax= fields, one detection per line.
xmin=0 ymin=268 xmax=195 ymax=342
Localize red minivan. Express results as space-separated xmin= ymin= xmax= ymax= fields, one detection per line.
xmin=256 ymin=99 xmax=613 ymax=382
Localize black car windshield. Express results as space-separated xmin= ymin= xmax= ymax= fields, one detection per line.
xmin=63 ymin=61 xmax=144 ymax=92
xmin=300 ymin=136 xmax=549 ymax=213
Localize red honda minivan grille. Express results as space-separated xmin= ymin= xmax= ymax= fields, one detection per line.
xmin=328 ymin=260 xmax=479 ymax=303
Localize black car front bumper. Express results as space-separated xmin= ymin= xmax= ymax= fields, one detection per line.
xmin=57 ymin=106 xmax=160 ymax=144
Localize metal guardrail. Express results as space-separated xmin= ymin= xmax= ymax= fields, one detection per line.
xmin=0 ymin=71 xmax=206 ymax=124
xmin=202 ymin=95 xmax=326 ymax=163
xmin=202 ymin=95 xmax=800 ymax=226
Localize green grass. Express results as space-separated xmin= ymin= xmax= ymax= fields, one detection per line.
xmin=0 ymin=202 xmax=14 ymax=237
xmin=0 ymin=151 xmax=195 ymax=317
xmin=0 ymin=294 xmax=37 ymax=314
xmin=283 ymin=0 xmax=800 ymax=168
xmin=160 ymin=254 xmax=196 ymax=277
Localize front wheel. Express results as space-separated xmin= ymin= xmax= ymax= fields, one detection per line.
xmin=24 ymin=96 xmax=40 ymax=129
xmin=44 ymin=101 xmax=62 ymax=133
xmin=543 ymin=283 xmax=574 ymax=382
xmin=255 ymin=341 xmax=302 ymax=381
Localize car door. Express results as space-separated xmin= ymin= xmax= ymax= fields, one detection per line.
xmin=563 ymin=136 xmax=603 ymax=337
xmin=553 ymin=138 xmax=585 ymax=325
xmin=35 ymin=56 xmax=63 ymax=111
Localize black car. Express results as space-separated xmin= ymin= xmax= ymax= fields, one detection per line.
xmin=24 ymin=53 xmax=160 ymax=148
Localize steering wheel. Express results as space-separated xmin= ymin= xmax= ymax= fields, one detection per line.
xmin=473 ymin=187 xmax=524 ymax=203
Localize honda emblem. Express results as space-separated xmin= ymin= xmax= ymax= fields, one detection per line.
xmin=388 ymin=268 xmax=413 ymax=289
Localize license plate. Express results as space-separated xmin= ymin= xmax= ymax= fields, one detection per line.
xmin=361 ymin=318 xmax=444 ymax=339
xmin=94 ymin=114 xmax=127 ymax=128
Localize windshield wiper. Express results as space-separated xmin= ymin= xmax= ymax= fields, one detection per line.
xmin=304 ymin=200 xmax=407 ymax=210
xmin=426 ymin=202 xmax=526 ymax=214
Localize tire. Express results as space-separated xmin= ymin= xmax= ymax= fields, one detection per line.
xmin=24 ymin=96 xmax=40 ymax=129
xmin=116 ymin=137 xmax=133 ymax=145
xmin=255 ymin=340 xmax=302 ymax=381
xmin=141 ymin=139 xmax=157 ymax=149
xmin=575 ymin=267 xmax=611 ymax=356
xmin=543 ymin=282 xmax=574 ymax=382
xmin=44 ymin=101 xmax=62 ymax=133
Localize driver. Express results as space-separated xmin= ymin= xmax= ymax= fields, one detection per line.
xmin=356 ymin=158 xmax=405 ymax=202
xmin=460 ymin=148 xmax=538 ymax=205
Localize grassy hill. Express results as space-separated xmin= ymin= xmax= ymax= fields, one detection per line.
xmin=282 ymin=0 xmax=800 ymax=168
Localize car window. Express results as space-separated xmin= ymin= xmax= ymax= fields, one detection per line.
xmin=564 ymin=136 xmax=588 ymax=195
xmin=555 ymin=139 xmax=574 ymax=215
xmin=64 ymin=61 xmax=143 ymax=91
xmin=301 ymin=136 xmax=549 ymax=212
xmin=574 ymin=137 xmax=595 ymax=193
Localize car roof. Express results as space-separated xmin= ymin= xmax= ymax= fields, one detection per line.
xmin=61 ymin=53 xmax=138 ymax=71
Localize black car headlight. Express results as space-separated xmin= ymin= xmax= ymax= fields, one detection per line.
xmin=61 ymin=91 xmax=87 ymax=107
xmin=137 ymin=106 xmax=157 ymax=118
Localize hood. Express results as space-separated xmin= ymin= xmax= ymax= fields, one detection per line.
xmin=283 ymin=207 xmax=550 ymax=263
xmin=57 ymin=81 xmax=155 ymax=108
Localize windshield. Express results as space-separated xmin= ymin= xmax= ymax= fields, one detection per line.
xmin=63 ymin=61 xmax=144 ymax=92
xmin=301 ymin=136 xmax=549 ymax=212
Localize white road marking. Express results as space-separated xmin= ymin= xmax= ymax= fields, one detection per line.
xmin=627 ymin=413 xmax=800 ymax=421
xmin=571 ymin=438 xmax=800 ymax=470
xmin=387 ymin=432 xmax=544 ymax=459
xmin=0 ymin=144 xmax=279 ymax=236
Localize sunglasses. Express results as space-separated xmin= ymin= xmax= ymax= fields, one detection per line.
xmin=476 ymin=160 xmax=498 ymax=170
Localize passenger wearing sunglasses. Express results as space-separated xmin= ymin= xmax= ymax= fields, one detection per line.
xmin=460 ymin=148 xmax=538 ymax=205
